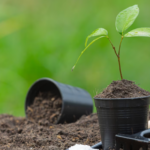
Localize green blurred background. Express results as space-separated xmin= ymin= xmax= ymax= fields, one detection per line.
xmin=0 ymin=0 xmax=150 ymax=116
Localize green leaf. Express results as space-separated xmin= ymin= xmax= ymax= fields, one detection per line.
xmin=115 ymin=5 xmax=139 ymax=35
xmin=72 ymin=36 xmax=105 ymax=71
xmin=85 ymin=28 xmax=108 ymax=47
xmin=124 ymin=28 xmax=150 ymax=37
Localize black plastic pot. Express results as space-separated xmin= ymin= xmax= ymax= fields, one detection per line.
xmin=94 ymin=96 xmax=150 ymax=150
xmin=25 ymin=78 xmax=93 ymax=124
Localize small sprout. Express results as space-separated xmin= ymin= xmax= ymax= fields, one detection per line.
xmin=72 ymin=5 xmax=150 ymax=80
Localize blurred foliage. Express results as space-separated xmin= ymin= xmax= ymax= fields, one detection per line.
xmin=0 ymin=0 xmax=150 ymax=116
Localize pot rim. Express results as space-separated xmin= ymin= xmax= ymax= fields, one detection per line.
xmin=94 ymin=95 xmax=150 ymax=100
xmin=25 ymin=77 xmax=64 ymax=124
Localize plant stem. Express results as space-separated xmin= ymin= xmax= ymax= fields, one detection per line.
xmin=107 ymin=36 xmax=118 ymax=57
xmin=117 ymin=56 xmax=123 ymax=80
xmin=117 ymin=36 xmax=124 ymax=80
xmin=118 ymin=36 xmax=123 ymax=57
xmin=107 ymin=36 xmax=124 ymax=80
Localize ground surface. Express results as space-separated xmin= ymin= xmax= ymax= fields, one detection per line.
xmin=0 ymin=90 xmax=100 ymax=150
xmin=0 ymin=113 xmax=149 ymax=150
xmin=0 ymin=113 xmax=101 ymax=150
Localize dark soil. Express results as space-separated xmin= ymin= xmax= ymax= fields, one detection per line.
xmin=26 ymin=91 xmax=62 ymax=125
xmin=0 ymin=113 xmax=101 ymax=150
xmin=1 ymin=80 xmax=150 ymax=150
xmin=0 ymin=113 xmax=149 ymax=150
xmin=95 ymin=79 xmax=150 ymax=98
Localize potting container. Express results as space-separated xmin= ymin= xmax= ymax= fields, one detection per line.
xmin=25 ymin=78 xmax=93 ymax=124
xmin=94 ymin=96 xmax=150 ymax=150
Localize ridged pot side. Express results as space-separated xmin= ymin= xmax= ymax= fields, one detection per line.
xmin=94 ymin=97 xmax=150 ymax=150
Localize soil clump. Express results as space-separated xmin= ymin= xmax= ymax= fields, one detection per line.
xmin=26 ymin=91 xmax=62 ymax=125
xmin=95 ymin=79 xmax=150 ymax=98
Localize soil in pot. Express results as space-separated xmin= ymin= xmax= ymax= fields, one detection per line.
xmin=95 ymin=79 xmax=150 ymax=98
xmin=95 ymin=79 xmax=150 ymax=150
xmin=0 ymin=113 xmax=101 ymax=150
xmin=26 ymin=91 xmax=62 ymax=125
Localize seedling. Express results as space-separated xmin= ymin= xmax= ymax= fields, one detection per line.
xmin=72 ymin=5 xmax=150 ymax=80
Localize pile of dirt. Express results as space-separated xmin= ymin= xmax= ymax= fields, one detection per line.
xmin=1 ymin=79 xmax=150 ymax=150
xmin=95 ymin=79 xmax=150 ymax=98
xmin=0 ymin=90 xmax=102 ymax=150
xmin=8 ymin=90 xmax=100 ymax=150
xmin=0 ymin=113 xmax=101 ymax=150
xmin=26 ymin=91 xmax=62 ymax=125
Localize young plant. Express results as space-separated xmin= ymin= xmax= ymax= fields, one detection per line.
xmin=72 ymin=5 xmax=150 ymax=80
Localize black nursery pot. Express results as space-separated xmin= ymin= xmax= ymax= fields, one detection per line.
xmin=25 ymin=78 xmax=93 ymax=124
xmin=94 ymin=96 xmax=150 ymax=150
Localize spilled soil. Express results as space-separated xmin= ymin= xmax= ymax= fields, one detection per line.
xmin=0 ymin=113 xmax=149 ymax=150
xmin=95 ymin=79 xmax=150 ymax=98
xmin=26 ymin=91 xmax=62 ymax=125
xmin=0 ymin=113 xmax=100 ymax=150
xmin=0 ymin=90 xmax=101 ymax=150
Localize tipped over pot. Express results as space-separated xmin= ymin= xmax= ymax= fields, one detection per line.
xmin=25 ymin=78 xmax=93 ymax=124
